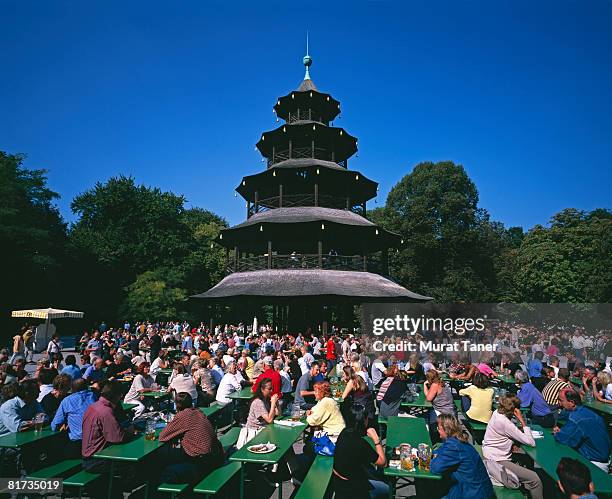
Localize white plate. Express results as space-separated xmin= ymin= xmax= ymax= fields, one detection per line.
xmin=247 ymin=443 xmax=277 ymax=454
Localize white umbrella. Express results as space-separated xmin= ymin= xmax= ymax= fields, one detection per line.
xmin=11 ymin=308 xmax=84 ymax=320
xmin=11 ymin=307 xmax=84 ymax=352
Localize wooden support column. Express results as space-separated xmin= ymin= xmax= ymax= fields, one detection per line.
xmin=225 ymin=248 xmax=229 ymax=270
xmin=254 ymin=191 xmax=259 ymax=213
xmin=318 ymin=240 xmax=323 ymax=267
xmin=279 ymin=184 xmax=283 ymax=208
xmin=363 ymin=253 xmax=368 ymax=271
xmin=272 ymin=146 xmax=275 ymax=165
xmin=314 ymin=183 xmax=319 ymax=206
xmin=246 ymin=200 xmax=251 ymax=218
xmin=331 ymin=150 xmax=335 ymax=162
xmin=309 ymin=108 xmax=312 ymax=120
xmin=311 ymin=139 xmax=315 ymax=159
xmin=267 ymin=241 xmax=272 ymax=269
xmin=346 ymin=197 xmax=350 ymax=210
xmin=234 ymin=246 xmax=239 ymax=269
xmin=362 ymin=202 xmax=366 ymax=216
xmin=288 ymin=140 xmax=292 ymax=159
xmin=382 ymin=248 xmax=389 ymax=275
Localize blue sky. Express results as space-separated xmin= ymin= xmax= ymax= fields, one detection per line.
xmin=1 ymin=1 xmax=610 ymax=229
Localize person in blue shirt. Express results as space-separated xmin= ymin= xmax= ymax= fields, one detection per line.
xmin=0 ymin=380 xmax=45 ymax=436
xmin=527 ymin=351 xmax=544 ymax=379
xmin=60 ymin=354 xmax=82 ymax=380
xmin=556 ymin=457 xmax=598 ymax=499
xmin=554 ymin=388 xmax=611 ymax=471
xmin=83 ymin=358 xmax=106 ymax=384
xmin=516 ymin=370 xmax=555 ymax=427
xmin=51 ymin=378 xmax=97 ymax=458
xmin=430 ymin=413 xmax=495 ymax=499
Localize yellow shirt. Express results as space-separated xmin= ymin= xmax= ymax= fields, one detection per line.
xmin=245 ymin=356 xmax=254 ymax=380
xmin=306 ymin=397 xmax=346 ymax=436
xmin=458 ymin=385 xmax=494 ymax=423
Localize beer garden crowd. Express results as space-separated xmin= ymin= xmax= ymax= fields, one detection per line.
xmin=0 ymin=319 xmax=611 ymax=499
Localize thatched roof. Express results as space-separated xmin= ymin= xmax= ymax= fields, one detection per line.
xmin=231 ymin=207 xmax=374 ymax=230
xmin=192 ymin=269 xmax=431 ymax=302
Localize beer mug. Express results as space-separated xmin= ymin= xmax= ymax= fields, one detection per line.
xmin=145 ymin=419 xmax=156 ymax=441
xmin=400 ymin=444 xmax=414 ymax=471
xmin=34 ymin=413 xmax=45 ymax=434
xmin=417 ymin=443 xmax=432 ymax=471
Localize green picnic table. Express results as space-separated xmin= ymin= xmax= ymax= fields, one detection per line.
xmin=229 ymin=420 xmax=306 ymax=499
xmin=495 ymin=374 xmax=516 ymax=385
xmin=227 ymin=386 xmax=254 ymax=401
xmin=121 ymin=402 xmax=138 ymax=411
xmin=143 ymin=390 xmax=171 ymax=399
xmin=0 ymin=428 xmax=61 ymax=449
xmin=521 ymin=425 xmax=612 ymax=495
xmin=200 ymin=404 xmax=223 ymax=419
xmin=384 ymin=416 xmax=441 ymax=499
xmin=94 ymin=428 xmax=168 ymax=499
xmin=400 ymin=391 xmax=432 ymax=409
xmin=570 ymin=377 xmax=582 ymax=387
xmin=584 ymin=399 xmax=612 ymax=416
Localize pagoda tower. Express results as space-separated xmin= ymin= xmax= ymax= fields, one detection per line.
xmin=194 ymin=51 xmax=430 ymax=332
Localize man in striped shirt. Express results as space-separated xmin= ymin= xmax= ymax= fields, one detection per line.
xmin=542 ymin=368 xmax=571 ymax=409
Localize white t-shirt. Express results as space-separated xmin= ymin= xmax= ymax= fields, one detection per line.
xmin=169 ymin=373 xmax=198 ymax=401
xmin=298 ymin=353 xmax=315 ymax=375
xmin=572 ymin=336 xmax=585 ymax=350
xmin=124 ymin=374 xmax=154 ymax=403
xmin=150 ymin=357 xmax=163 ymax=376
xmin=605 ymin=383 xmax=612 ymax=401
xmin=216 ymin=372 xmax=244 ymax=404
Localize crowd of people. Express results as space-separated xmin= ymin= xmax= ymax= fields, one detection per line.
xmin=0 ymin=319 xmax=610 ymax=498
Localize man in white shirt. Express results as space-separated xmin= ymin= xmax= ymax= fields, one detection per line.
xmin=572 ymin=330 xmax=586 ymax=361
xmin=215 ymin=361 xmax=245 ymax=405
xmin=371 ymin=353 xmax=386 ymax=387
xmin=298 ymin=346 xmax=315 ymax=375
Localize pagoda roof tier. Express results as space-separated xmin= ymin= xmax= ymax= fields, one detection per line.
xmin=274 ymin=88 xmax=340 ymax=124
xmin=216 ymin=207 xmax=401 ymax=252
xmin=236 ymin=159 xmax=378 ymax=203
xmin=256 ymin=123 xmax=357 ymax=163
xmin=192 ymin=269 xmax=431 ymax=302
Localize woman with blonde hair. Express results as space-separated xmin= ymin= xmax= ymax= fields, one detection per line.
xmin=423 ymin=369 xmax=455 ymax=441
xmin=430 ymin=414 xmax=494 ymax=498
xmin=306 ymin=380 xmax=345 ymax=440
xmin=592 ymin=370 xmax=612 ymax=403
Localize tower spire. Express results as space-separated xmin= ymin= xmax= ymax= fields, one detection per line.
xmin=303 ymin=31 xmax=312 ymax=80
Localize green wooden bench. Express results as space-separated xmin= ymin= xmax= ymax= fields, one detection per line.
xmin=295 ymin=454 xmax=333 ymax=499
xmin=158 ymin=481 xmax=190 ymax=499
xmin=63 ymin=469 xmax=104 ymax=498
xmin=219 ymin=426 xmax=241 ymax=453
xmin=28 ymin=458 xmax=82 ymax=479
xmin=157 ymin=426 xmax=243 ymax=497
xmin=193 ymin=461 xmax=241 ymax=497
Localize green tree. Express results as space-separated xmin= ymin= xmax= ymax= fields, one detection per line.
xmin=375 ymin=161 xmax=515 ymax=301
xmin=515 ymin=208 xmax=612 ymax=302
xmin=121 ymin=268 xmax=188 ymax=321
xmin=0 ymin=152 xmax=68 ymax=333
xmin=68 ymin=176 xmax=228 ymax=322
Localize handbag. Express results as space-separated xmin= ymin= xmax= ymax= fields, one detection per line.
xmin=311 ymin=432 xmax=336 ymax=456
xmin=236 ymin=426 xmax=263 ymax=449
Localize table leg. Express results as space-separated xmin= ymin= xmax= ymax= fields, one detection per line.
xmin=388 ymin=476 xmax=395 ymax=499
xmin=239 ymin=462 xmax=245 ymax=499
xmin=107 ymin=461 xmax=115 ymax=499
xmin=278 ymin=472 xmax=282 ymax=499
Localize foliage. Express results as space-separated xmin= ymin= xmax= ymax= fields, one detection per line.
xmin=121 ymin=268 xmax=189 ymax=321
xmin=0 ymin=152 xmax=68 ymax=334
xmin=515 ymin=208 xmax=612 ymax=302
xmin=375 ymin=161 xmax=518 ymax=301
